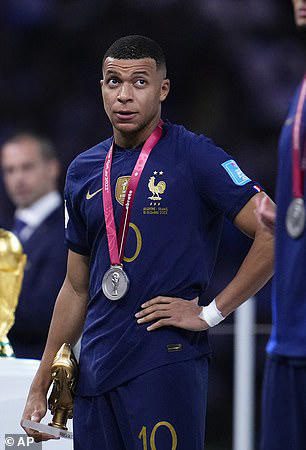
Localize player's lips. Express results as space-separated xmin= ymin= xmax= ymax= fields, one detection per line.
xmin=114 ymin=111 xmax=138 ymax=120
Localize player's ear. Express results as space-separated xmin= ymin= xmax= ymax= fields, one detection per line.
xmin=160 ymin=79 xmax=170 ymax=102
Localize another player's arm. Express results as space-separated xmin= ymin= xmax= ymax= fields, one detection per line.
xmin=21 ymin=249 xmax=89 ymax=440
xmin=136 ymin=192 xmax=274 ymax=331
xmin=254 ymin=194 xmax=276 ymax=235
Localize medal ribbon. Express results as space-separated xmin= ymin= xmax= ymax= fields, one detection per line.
xmin=102 ymin=120 xmax=164 ymax=266
xmin=292 ymin=74 xmax=306 ymax=198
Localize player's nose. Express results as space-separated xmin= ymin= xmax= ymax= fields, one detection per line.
xmin=117 ymin=82 xmax=133 ymax=103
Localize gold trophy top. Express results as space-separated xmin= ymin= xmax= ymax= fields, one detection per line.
xmin=0 ymin=229 xmax=26 ymax=357
xmin=0 ymin=229 xmax=24 ymax=271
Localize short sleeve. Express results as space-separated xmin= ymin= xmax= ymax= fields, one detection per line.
xmin=64 ymin=162 xmax=90 ymax=256
xmin=188 ymin=134 xmax=262 ymax=221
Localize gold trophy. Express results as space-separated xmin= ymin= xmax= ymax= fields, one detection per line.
xmin=0 ymin=228 xmax=26 ymax=357
xmin=22 ymin=343 xmax=78 ymax=439
xmin=48 ymin=343 xmax=78 ymax=433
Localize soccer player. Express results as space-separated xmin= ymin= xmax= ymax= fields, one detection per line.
xmin=22 ymin=35 xmax=274 ymax=449
xmin=256 ymin=1 xmax=306 ymax=449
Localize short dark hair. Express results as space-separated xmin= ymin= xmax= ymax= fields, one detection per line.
xmin=103 ymin=35 xmax=166 ymax=72
xmin=1 ymin=132 xmax=58 ymax=161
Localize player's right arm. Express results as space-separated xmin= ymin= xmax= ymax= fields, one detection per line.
xmin=21 ymin=249 xmax=89 ymax=440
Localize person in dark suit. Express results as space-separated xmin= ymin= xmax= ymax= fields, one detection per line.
xmin=0 ymin=132 xmax=67 ymax=359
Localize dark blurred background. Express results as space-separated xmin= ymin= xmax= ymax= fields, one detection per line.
xmin=0 ymin=1 xmax=305 ymax=449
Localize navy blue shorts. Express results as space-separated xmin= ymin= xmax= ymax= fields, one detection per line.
xmin=260 ymin=354 xmax=306 ymax=450
xmin=74 ymin=356 xmax=209 ymax=450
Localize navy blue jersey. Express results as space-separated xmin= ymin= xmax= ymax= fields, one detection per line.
xmin=65 ymin=122 xmax=259 ymax=395
xmin=267 ymin=81 xmax=306 ymax=357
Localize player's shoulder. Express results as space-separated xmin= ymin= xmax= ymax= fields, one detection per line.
xmin=67 ymin=138 xmax=111 ymax=179
xmin=165 ymin=122 xmax=212 ymax=147
xmin=167 ymin=122 xmax=243 ymax=180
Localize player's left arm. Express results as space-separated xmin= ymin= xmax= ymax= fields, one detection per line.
xmin=136 ymin=192 xmax=274 ymax=331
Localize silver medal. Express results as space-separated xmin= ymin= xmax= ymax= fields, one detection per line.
xmin=102 ymin=265 xmax=130 ymax=300
xmin=286 ymin=198 xmax=305 ymax=239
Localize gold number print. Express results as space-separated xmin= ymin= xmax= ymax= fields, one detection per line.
xmin=123 ymin=222 xmax=142 ymax=263
xmin=138 ymin=426 xmax=148 ymax=450
xmin=138 ymin=421 xmax=178 ymax=450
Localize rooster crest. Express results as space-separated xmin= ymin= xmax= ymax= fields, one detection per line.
xmin=148 ymin=176 xmax=166 ymax=200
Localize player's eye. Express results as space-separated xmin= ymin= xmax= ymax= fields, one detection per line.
xmin=135 ymin=79 xmax=146 ymax=87
xmin=107 ymin=78 xmax=119 ymax=87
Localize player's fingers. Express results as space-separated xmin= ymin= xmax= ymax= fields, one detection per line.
xmin=147 ymin=318 xmax=173 ymax=331
xmin=135 ymin=303 xmax=170 ymax=318
xmin=31 ymin=431 xmax=59 ymax=442
xmin=137 ymin=310 xmax=172 ymax=324
xmin=141 ymin=296 xmax=175 ymax=308
xmin=21 ymin=412 xmax=42 ymax=436
xmin=21 ymin=418 xmax=31 ymax=436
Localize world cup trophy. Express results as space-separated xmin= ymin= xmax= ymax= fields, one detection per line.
xmin=0 ymin=229 xmax=26 ymax=357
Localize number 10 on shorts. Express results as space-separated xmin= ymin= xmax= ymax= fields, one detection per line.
xmin=138 ymin=421 xmax=178 ymax=450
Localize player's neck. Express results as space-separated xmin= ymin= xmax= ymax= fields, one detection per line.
xmin=114 ymin=116 xmax=161 ymax=149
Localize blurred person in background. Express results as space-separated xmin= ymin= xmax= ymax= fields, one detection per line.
xmin=22 ymin=36 xmax=273 ymax=449
xmin=0 ymin=133 xmax=67 ymax=359
xmin=256 ymin=1 xmax=306 ymax=449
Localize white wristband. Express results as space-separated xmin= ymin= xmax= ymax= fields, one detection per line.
xmin=199 ymin=299 xmax=225 ymax=328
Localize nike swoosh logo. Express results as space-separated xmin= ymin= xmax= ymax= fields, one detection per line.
xmin=86 ymin=187 xmax=103 ymax=200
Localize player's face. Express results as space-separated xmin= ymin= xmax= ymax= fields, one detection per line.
xmin=292 ymin=0 xmax=306 ymax=28
xmin=101 ymin=57 xmax=170 ymax=145
xmin=1 ymin=139 xmax=59 ymax=208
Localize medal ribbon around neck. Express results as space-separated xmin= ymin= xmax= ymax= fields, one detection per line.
xmin=292 ymin=74 xmax=306 ymax=199
xmin=285 ymin=75 xmax=306 ymax=239
xmin=102 ymin=120 xmax=164 ymax=266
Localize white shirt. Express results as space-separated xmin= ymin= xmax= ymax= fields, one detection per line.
xmin=15 ymin=191 xmax=62 ymax=242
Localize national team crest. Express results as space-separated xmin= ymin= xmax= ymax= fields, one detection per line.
xmin=148 ymin=171 xmax=166 ymax=200
xmin=143 ymin=170 xmax=168 ymax=216
xmin=115 ymin=176 xmax=131 ymax=205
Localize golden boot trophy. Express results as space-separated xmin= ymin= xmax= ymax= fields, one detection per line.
xmin=22 ymin=343 xmax=78 ymax=439
xmin=0 ymin=229 xmax=26 ymax=357
xmin=48 ymin=343 xmax=78 ymax=432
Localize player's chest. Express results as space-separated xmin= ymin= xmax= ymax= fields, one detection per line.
xmin=80 ymin=151 xmax=193 ymax=229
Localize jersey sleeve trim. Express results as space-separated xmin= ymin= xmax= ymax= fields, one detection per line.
xmin=65 ymin=239 xmax=90 ymax=256
xmin=226 ymin=183 xmax=262 ymax=222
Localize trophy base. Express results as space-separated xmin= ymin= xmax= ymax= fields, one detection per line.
xmin=21 ymin=419 xmax=73 ymax=439
xmin=0 ymin=337 xmax=14 ymax=357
